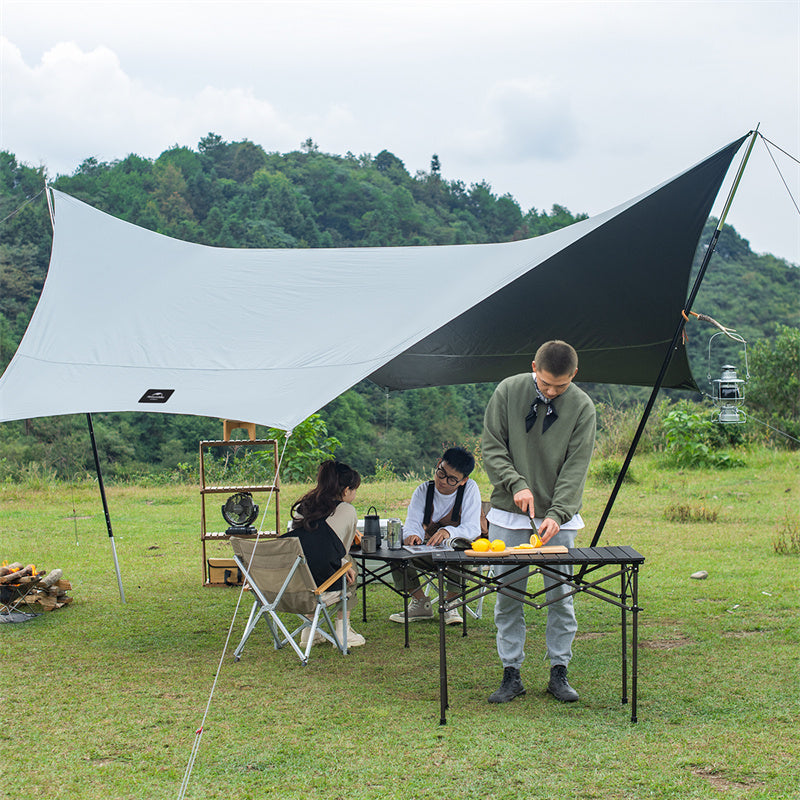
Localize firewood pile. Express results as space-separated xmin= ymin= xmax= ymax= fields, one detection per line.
xmin=0 ymin=562 xmax=74 ymax=612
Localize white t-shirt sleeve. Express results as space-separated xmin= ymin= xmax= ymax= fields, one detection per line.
xmin=402 ymin=483 xmax=428 ymax=542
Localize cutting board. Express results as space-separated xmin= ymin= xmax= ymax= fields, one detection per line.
xmin=464 ymin=545 xmax=568 ymax=557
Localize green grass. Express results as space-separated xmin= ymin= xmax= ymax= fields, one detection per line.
xmin=1 ymin=450 xmax=798 ymax=799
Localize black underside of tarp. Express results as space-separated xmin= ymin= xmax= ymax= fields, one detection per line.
xmin=369 ymin=136 xmax=747 ymax=391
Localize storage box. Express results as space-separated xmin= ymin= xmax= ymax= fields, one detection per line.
xmin=207 ymin=558 xmax=242 ymax=586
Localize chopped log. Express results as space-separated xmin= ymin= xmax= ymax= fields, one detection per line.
xmin=40 ymin=569 xmax=62 ymax=588
xmin=1 ymin=563 xmax=74 ymax=611
xmin=12 ymin=595 xmax=36 ymax=606
xmin=36 ymin=595 xmax=58 ymax=610
xmin=0 ymin=565 xmax=34 ymax=584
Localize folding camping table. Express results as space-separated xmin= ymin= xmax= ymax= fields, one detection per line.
xmin=350 ymin=545 xmax=441 ymax=648
xmin=432 ymin=546 xmax=645 ymax=723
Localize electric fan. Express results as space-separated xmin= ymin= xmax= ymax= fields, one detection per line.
xmin=221 ymin=492 xmax=259 ymax=535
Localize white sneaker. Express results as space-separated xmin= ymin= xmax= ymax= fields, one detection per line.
xmin=389 ymin=597 xmax=433 ymax=623
xmin=334 ymin=619 xmax=366 ymax=647
xmin=345 ymin=625 xmax=365 ymax=647
xmin=300 ymin=626 xmax=325 ymax=647
xmin=443 ymin=608 xmax=463 ymax=625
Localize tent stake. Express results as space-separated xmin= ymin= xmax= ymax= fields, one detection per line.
xmin=586 ymin=128 xmax=760 ymax=552
xmin=87 ymin=413 xmax=126 ymax=603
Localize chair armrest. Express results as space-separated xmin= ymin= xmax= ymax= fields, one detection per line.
xmin=315 ymin=562 xmax=352 ymax=594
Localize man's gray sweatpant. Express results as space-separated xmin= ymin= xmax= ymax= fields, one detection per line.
xmin=490 ymin=522 xmax=577 ymax=669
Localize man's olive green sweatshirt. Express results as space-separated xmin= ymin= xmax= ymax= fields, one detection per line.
xmin=482 ymin=373 xmax=596 ymax=526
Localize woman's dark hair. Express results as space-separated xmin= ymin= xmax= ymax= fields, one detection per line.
xmin=290 ymin=460 xmax=361 ymax=531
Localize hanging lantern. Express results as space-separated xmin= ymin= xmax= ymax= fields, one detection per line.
xmin=707 ymin=330 xmax=748 ymax=424
xmin=711 ymin=364 xmax=747 ymax=423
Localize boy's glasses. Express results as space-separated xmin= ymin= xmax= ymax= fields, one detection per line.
xmin=435 ymin=465 xmax=462 ymax=486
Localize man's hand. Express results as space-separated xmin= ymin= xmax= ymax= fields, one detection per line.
xmin=537 ymin=518 xmax=560 ymax=545
xmin=513 ymin=488 xmax=535 ymax=517
xmin=404 ymin=534 xmax=422 ymax=546
xmin=426 ymin=528 xmax=449 ymax=546
xmin=346 ymin=566 xmax=357 ymax=585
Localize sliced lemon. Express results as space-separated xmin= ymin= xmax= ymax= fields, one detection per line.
xmin=530 ymin=533 xmax=543 ymax=548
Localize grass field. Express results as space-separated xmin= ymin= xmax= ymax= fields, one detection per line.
xmin=1 ymin=450 xmax=798 ymax=799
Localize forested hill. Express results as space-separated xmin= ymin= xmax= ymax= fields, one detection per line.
xmin=0 ymin=136 xmax=797 ymax=477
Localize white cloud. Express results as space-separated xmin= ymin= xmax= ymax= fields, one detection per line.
xmin=0 ymin=0 xmax=797 ymax=262
xmin=2 ymin=39 xmax=146 ymax=170
xmin=488 ymin=79 xmax=579 ymax=161
xmin=0 ymin=38 xmax=305 ymax=173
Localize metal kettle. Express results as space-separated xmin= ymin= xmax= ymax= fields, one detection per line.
xmin=363 ymin=506 xmax=381 ymax=548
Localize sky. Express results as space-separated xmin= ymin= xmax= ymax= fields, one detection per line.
xmin=1 ymin=0 xmax=798 ymax=263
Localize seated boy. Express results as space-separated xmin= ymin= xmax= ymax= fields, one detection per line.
xmin=389 ymin=446 xmax=482 ymax=625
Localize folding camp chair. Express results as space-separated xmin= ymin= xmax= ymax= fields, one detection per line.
xmin=230 ymin=536 xmax=351 ymax=665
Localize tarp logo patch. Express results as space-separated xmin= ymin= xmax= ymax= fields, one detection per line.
xmin=139 ymin=389 xmax=175 ymax=404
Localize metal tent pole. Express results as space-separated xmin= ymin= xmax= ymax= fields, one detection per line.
xmin=87 ymin=413 xmax=126 ymax=603
xmin=587 ymin=128 xmax=760 ymax=551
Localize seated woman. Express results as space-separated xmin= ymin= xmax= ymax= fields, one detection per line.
xmin=284 ymin=460 xmax=364 ymax=647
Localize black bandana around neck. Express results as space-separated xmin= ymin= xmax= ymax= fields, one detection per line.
xmin=525 ymin=375 xmax=558 ymax=433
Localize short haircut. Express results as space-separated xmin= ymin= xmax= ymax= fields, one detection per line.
xmin=534 ymin=340 xmax=578 ymax=377
xmin=441 ymin=446 xmax=475 ymax=477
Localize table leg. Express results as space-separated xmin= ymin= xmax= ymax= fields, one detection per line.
xmin=438 ymin=563 xmax=448 ymax=724
xmin=360 ymin=562 xmax=367 ymax=623
xmin=631 ymin=564 xmax=639 ymax=724
xmin=403 ymin=563 xmax=410 ymax=648
xmin=460 ymin=570 xmax=467 ymax=637
xmin=621 ymin=566 xmax=628 ymax=706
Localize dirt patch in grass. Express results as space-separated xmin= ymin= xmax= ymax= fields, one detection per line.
xmin=640 ymin=634 xmax=694 ymax=649
xmin=721 ymin=629 xmax=773 ymax=638
xmin=691 ymin=767 xmax=764 ymax=791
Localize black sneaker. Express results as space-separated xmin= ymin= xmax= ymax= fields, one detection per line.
xmin=488 ymin=666 xmax=526 ymax=703
xmin=547 ymin=664 xmax=579 ymax=702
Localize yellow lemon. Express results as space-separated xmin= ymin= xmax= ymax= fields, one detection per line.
xmin=471 ymin=537 xmax=490 ymax=552
xmin=530 ymin=533 xmax=543 ymax=548
xmin=490 ymin=539 xmax=506 ymax=552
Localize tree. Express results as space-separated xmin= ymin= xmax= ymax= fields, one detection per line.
xmin=229 ymin=140 xmax=268 ymax=183
xmin=747 ymin=325 xmax=800 ymax=447
xmin=265 ymin=414 xmax=341 ymax=482
xmin=374 ymin=150 xmax=410 ymax=186
xmin=198 ymin=133 xmax=225 ymax=155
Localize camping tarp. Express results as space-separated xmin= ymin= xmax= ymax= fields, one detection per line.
xmin=0 ymin=137 xmax=746 ymax=431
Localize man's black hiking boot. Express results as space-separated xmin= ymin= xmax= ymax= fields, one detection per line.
xmin=547 ymin=664 xmax=579 ymax=702
xmin=488 ymin=666 xmax=526 ymax=703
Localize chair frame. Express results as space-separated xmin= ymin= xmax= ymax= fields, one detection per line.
xmin=230 ymin=537 xmax=351 ymax=665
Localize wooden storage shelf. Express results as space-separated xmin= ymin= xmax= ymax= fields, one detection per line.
xmin=201 ymin=485 xmax=279 ymax=494
xmin=203 ymin=529 xmax=278 ymax=541
xmin=199 ymin=438 xmax=280 ymax=586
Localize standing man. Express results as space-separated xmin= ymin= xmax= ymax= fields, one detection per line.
xmin=482 ymin=340 xmax=596 ymax=704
